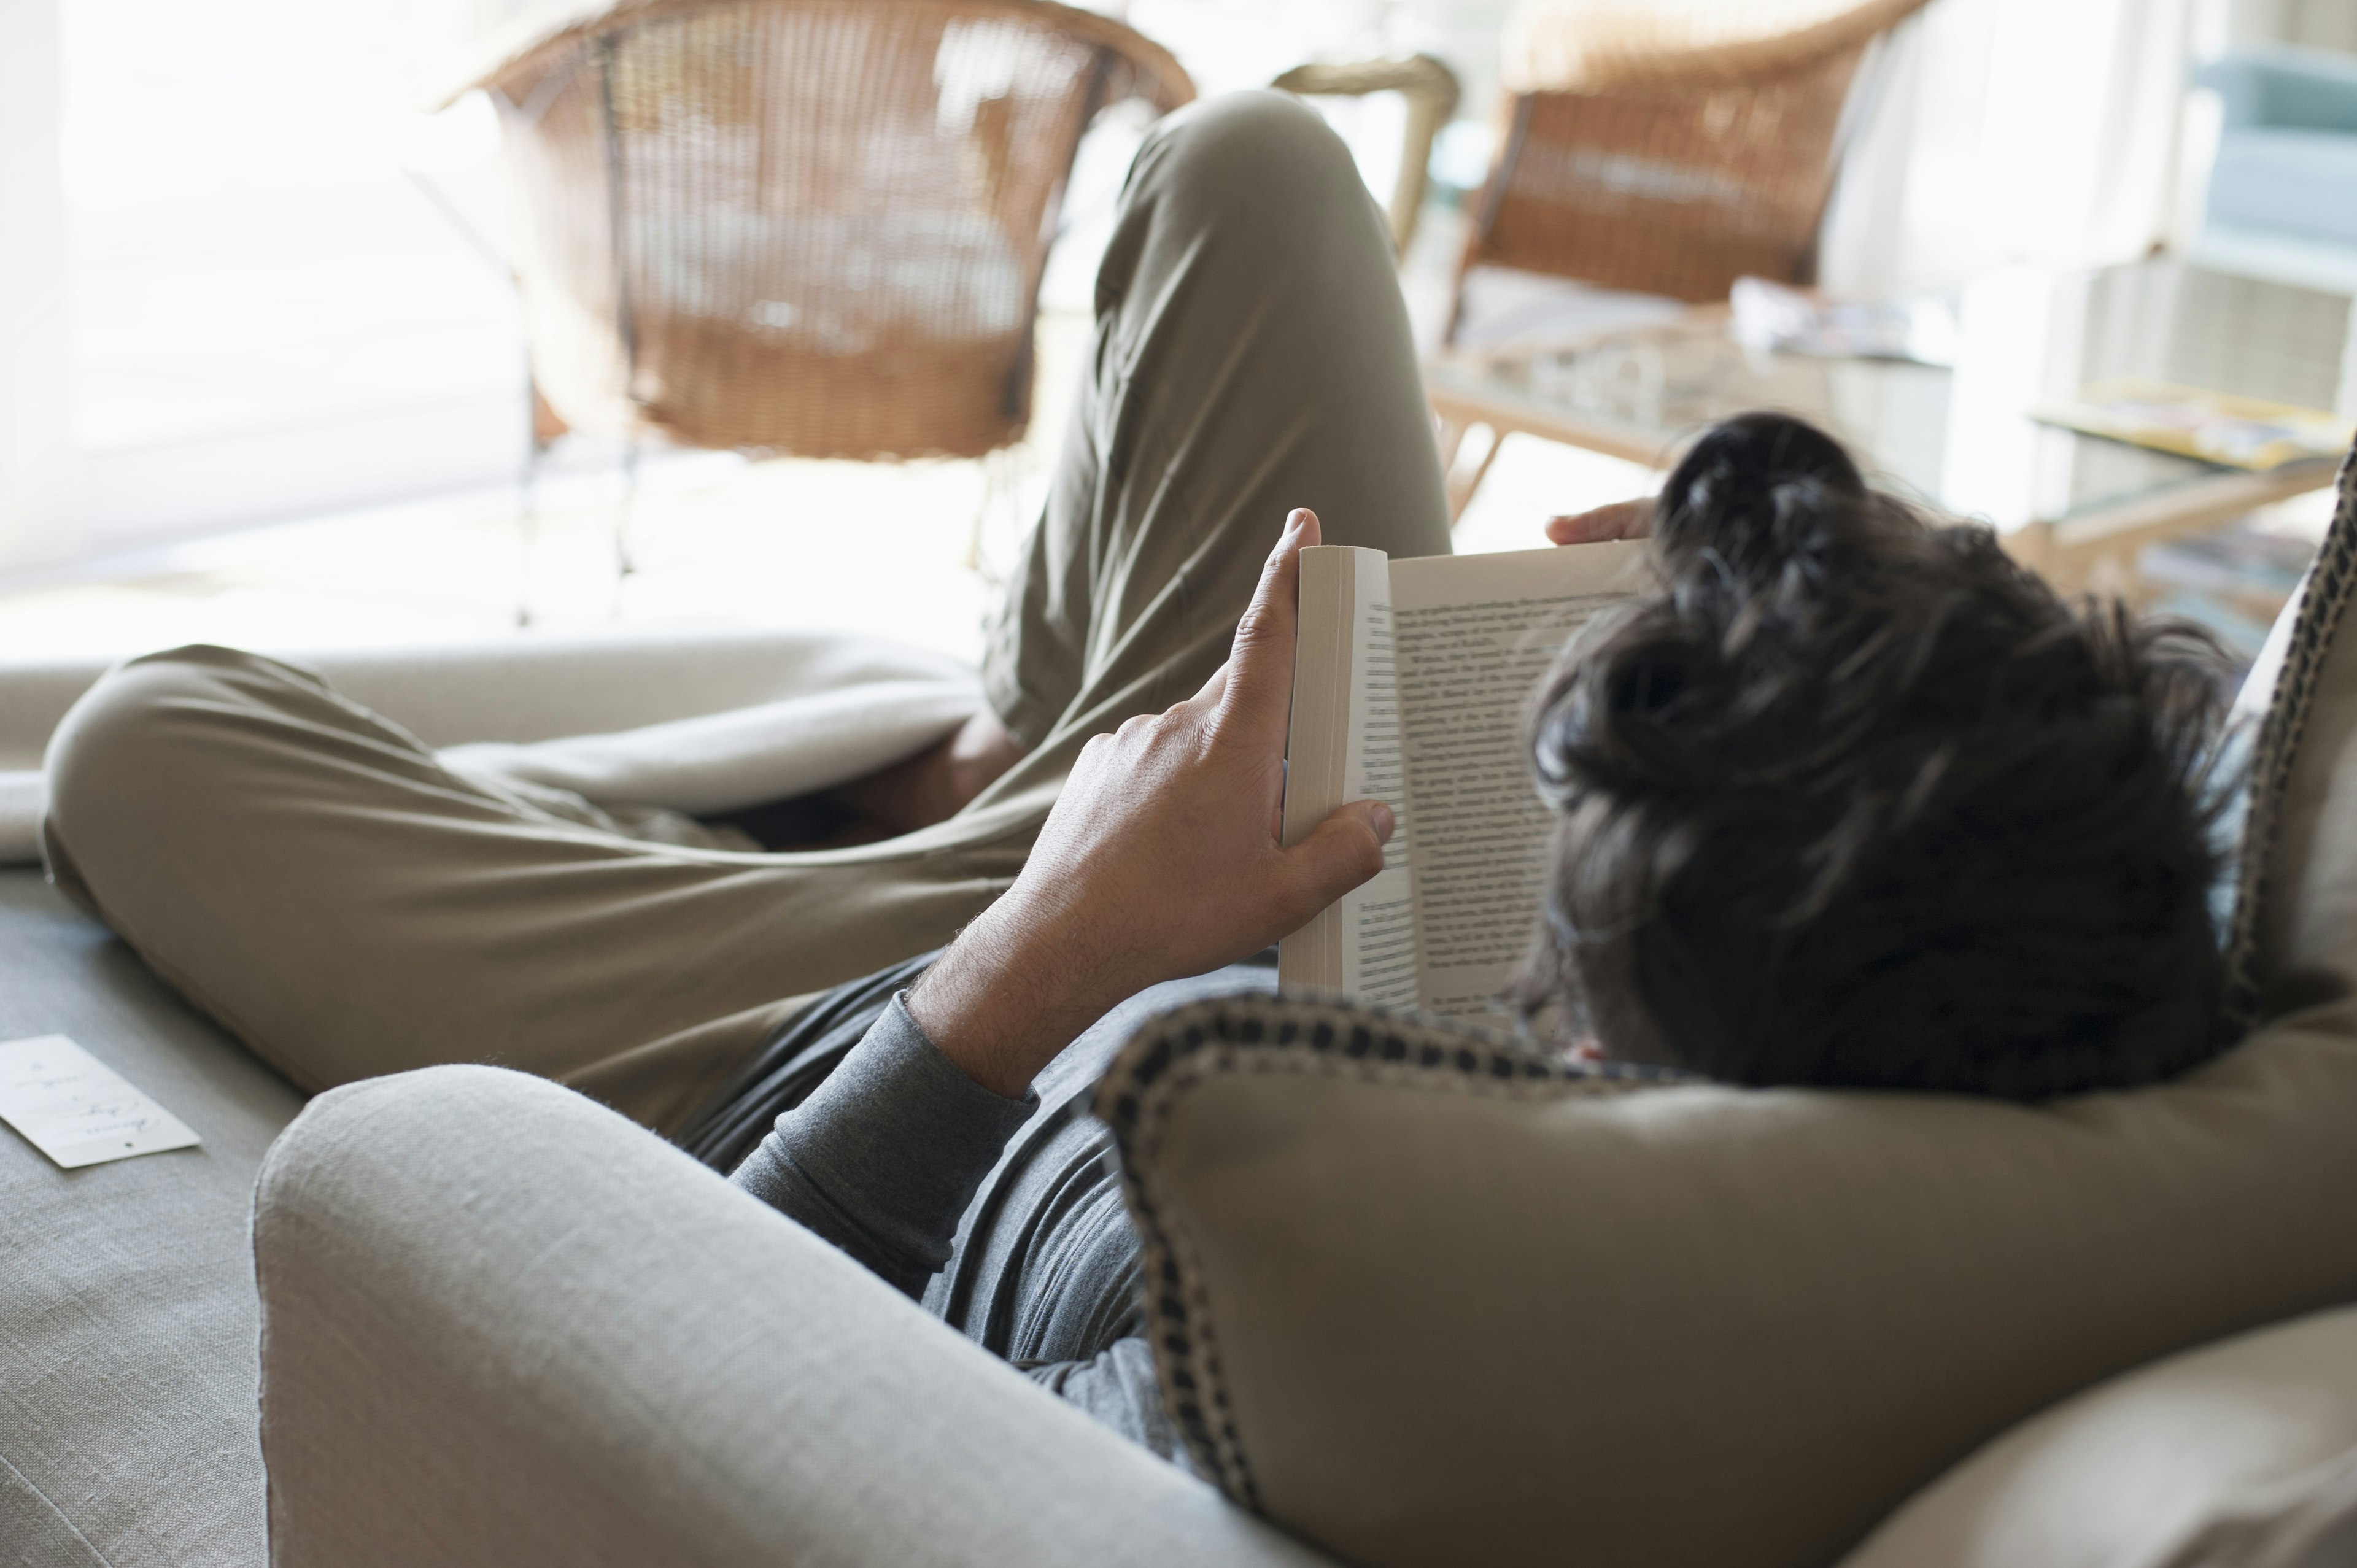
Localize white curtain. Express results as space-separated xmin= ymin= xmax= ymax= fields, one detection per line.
xmin=0 ymin=0 xmax=82 ymax=571
xmin=0 ymin=0 xmax=519 ymax=573
xmin=1821 ymin=0 xmax=2200 ymax=296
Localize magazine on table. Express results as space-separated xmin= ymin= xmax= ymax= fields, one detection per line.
xmin=2031 ymin=377 xmax=2354 ymax=471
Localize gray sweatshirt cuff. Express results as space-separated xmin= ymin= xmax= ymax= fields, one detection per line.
xmin=730 ymin=992 xmax=1039 ymax=1296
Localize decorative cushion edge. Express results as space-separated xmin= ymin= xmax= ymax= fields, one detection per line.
xmin=2221 ymin=449 xmax=2357 ymax=1031
xmin=1093 ymin=988 xmax=1670 ymax=1504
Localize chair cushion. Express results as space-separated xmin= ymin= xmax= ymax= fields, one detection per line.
xmin=1099 ymin=451 xmax=2357 ymax=1568
xmin=2207 ymin=129 xmax=2357 ymax=253
xmin=0 ymin=869 xmax=303 ymax=1568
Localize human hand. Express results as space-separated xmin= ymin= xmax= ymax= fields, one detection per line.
xmin=832 ymin=709 xmax=1026 ymax=835
xmin=1544 ymin=498 xmax=1655 ymax=546
xmin=908 ymin=508 xmax=1396 ymax=1097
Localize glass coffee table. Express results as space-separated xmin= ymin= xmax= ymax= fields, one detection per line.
xmin=1424 ymin=261 xmax=2353 ymax=590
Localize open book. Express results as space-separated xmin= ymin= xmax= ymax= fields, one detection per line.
xmin=1279 ymin=541 xmax=1652 ymax=1018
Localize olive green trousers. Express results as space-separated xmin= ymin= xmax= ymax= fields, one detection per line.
xmin=41 ymin=91 xmax=1451 ymax=1131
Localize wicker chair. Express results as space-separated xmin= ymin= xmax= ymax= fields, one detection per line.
xmin=437 ymin=0 xmax=1192 ymax=461
xmin=1452 ymin=0 xmax=1932 ymax=325
xmin=1271 ymin=55 xmax=1461 ymax=257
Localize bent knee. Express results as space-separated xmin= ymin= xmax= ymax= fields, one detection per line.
xmin=1135 ymin=88 xmax=1366 ymax=220
xmin=45 ymin=644 xmax=311 ymax=851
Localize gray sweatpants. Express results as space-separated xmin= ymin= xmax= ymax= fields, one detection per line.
xmin=39 ymin=91 xmax=1451 ymax=1132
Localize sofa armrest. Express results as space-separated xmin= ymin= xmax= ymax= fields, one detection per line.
xmin=1 ymin=627 xmax=980 ymax=865
xmin=2197 ymin=48 xmax=2357 ymax=134
xmin=255 ymin=1065 xmax=1326 ymax=1568
xmin=0 ymin=627 xmax=976 ymax=766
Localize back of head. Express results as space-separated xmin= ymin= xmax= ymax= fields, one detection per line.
xmin=1523 ymin=412 xmax=2237 ymax=1099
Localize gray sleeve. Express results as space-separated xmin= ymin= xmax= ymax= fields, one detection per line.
xmin=1023 ymin=1339 xmax=1198 ymax=1475
xmin=729 ymin=992 xmax=1038 ymax=1297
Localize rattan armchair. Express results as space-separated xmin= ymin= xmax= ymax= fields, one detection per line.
xmin=1452 ymin=0 xmax=1931 ymax=325
xmin=1271 ymin=55 xmax=1461 ymax=256
xmin=438 ymin=0 xmax=1192 ymax=462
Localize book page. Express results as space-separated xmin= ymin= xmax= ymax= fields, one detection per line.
xmin=1341 ymin=585 xmax=1419 ymax=1005
xmin=1388 ymin=543 xmax=1651 ymax=1019
xmin=1279 ymin=547 xmax=1420 ymax=1005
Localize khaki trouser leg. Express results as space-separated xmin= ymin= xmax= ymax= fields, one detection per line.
xmin=972 ymin=89 xmax=1450 ymax=803
xmin=41 ymin=91 xmax=1447 ymax=1132
xmin=42 ymin=645 xmax=1045 ymax=1131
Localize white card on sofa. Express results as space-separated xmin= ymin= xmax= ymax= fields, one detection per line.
xmin=0 ymin=1034 xmax=201 ymax=1169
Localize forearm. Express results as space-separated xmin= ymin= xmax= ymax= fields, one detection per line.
xmin=907 ymin=508 xmax=1391 ymax=1100
xmin=729 ymin=994 xmax=1036 ymax=1296
xmin=905 ymin=895 xmax=1140 ymax=1099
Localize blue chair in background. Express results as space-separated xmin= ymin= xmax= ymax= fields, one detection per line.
xmin=2195 ymin=47 xmax=2357 ymax=290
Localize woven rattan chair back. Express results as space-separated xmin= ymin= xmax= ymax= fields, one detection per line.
xmin=1458 ymin=0 xmax=1930 ymax=316
xmin=447 ymin=0 xmax=1191 ymax=459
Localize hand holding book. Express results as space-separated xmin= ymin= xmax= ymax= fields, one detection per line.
xmin=908 ymin=509 xmax=1396 ymax=1097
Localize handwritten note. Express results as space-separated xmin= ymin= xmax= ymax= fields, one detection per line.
xmin=0 ymin=1035 xmax=201 ymax=1170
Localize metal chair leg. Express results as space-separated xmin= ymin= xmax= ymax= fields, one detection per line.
xmin=517 ymin=371 xmax=551 ymax=629
xmin=614 ymin=439 xmax=641 ymax=604
xmin=1444 ymin=420 xmax=1503 ymax=524
xmin=966 ymin=449 xmax=1004 ymax=578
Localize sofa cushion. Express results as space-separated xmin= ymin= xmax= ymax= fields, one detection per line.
xmin=2146 ymin=1450 xmax=2357 ymax=1568
xmin=2228 ymin=454 xmax=2357 ymax=1020
xmin=1840 ymin=1303 xmax=2357 ymax=1568
xmin=0 ymin=868 xmax=302 ymax=1568
xmin=1099 ymin=452 xmax=2357 ymax=1568
xmin=0 ymin=628 xmax=981 ymax=865
xmin=1099 ymin=992 xmax=2357 ymax=1568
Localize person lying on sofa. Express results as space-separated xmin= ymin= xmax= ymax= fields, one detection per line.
xmin=39 ymin=90 xmax=2231 ymax=1466
xmin=695 ymin=409 xmax=2235 ymax=1466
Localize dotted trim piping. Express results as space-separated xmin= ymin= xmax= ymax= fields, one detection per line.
xmin=2221 ymin=449 xmax=2357 ymax=1031
xmin=1093 ymin=989 xmax=1672 ymax=1505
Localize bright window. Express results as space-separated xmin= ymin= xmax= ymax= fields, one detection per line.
xmin=61 ymin=0 xmax=524 ymax=549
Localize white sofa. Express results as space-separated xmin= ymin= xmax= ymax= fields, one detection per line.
xmin=7 ymin=589 xmax=2357 ymax=1567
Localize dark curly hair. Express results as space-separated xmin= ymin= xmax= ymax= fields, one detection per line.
xmin=1519 ymin=412 xmax=2241 ymax=1100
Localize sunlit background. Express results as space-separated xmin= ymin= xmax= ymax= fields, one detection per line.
xmin=0 ymin=0 xmax=2349 ymax=662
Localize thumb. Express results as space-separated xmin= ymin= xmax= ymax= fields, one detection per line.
xmin=1272 ymin=800 xmax=1395 ymax=927
xmin=1220 ymin=508 xmax=1318 ymax=746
